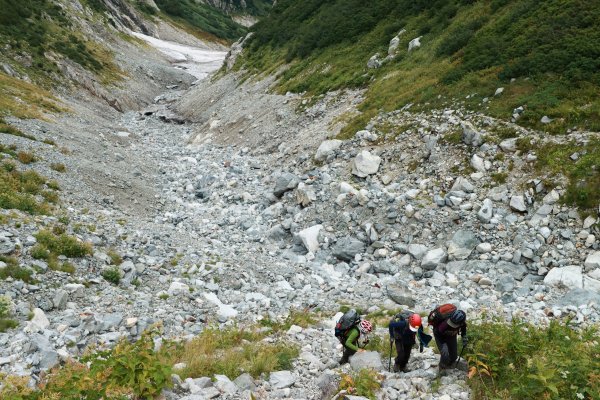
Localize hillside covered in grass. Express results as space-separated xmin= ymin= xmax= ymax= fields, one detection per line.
xmin=238 ymin=0 xmax=600 ymax=135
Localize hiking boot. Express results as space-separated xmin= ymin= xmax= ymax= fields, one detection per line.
xmin=393 ymin=363 xmax=401 ymax=372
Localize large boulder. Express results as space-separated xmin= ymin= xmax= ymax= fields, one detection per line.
xmin=477 ymin=198 xmax=494 ymax=222
xmin=544 ymin=266 xmax=583 ymax=289
xmin=510 ymin=195 xmax=527 ymax=212
xmin=421 ymin=248 xmax=447 ymax=270
xmin=350 ymin=351 xmax=383 ymax=371
xmin=386 ymin=282 xmax=416 ymax=307
xmin=351 ymin=151 xmax=381 ymax=178
xmin=461 ymin=122 xmax=483 ymax=147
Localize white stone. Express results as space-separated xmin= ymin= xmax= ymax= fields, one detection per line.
xmin=168 ymin=281 xmax=190 ymax=296
xmin=476 ymin=243 xmax=492 ymax=253
xmin=494 ymin=87 xmax=504 ymax=96
xmin=544 ymin=266 xmax=583 ymax=289
xmin=585 ymin=252 xmax=600 ymax=270
xmin=269 ymin=371 xmax=296 ymax=389
xmin=543 ymin=190 xmax=560 ymax=205
xmin=315 ymin=140 xmax=342 ymax=161
xmin=25 ymin=308 xmax=49 ymax=333
xmin=351 ymin=151 xmax=381 ymax=177
xmin=421 ymin=248 xmax=447 ymax=269
xmin=510 ymin=195 xmax=527 ymax=212
xmin=499 ymin=138 xmax=517 ymax=152
xmin=471 ymin=154 xmax=486 ymax=172
xmin=408 ymin=36 xmax=422 ymax=51
xmin=298 ymin=225 xmax=322 ymax=253
xmin=296 ymin=182 xmax=317 ymax=207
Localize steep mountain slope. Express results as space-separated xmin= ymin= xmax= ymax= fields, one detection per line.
xmin=238 ymin=0 xmax=600 ymax=135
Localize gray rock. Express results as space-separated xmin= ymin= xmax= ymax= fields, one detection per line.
xmin=478 ymin=198 xmax=494 ymax=222
xmin=0 ymin=240 xmax=15 ymax=255
xmin=214 ymin=375 xmax=237 ymax=394
xmin=332 ymin=237 xmax=365 ymax=261
xmin=315 ymin=140 xmax=342 ymax=161
xmin=448 ymin=230 xmax=479 ymax=261
xmin=554 ymin=288 xmax=600 ymax=307
xmin=367 ymin=54 xmax=382 ymax=69
xmin=509 ymin=195 xmax=527 ymax=212
xmin=274 ymin=173 xmax=299 ymax=197
xmin=499 ymin=138 xmax=517 ymax=152
xmin=233 ymin=373 xmax=256 ymax=391
xmin=349 ymin=351 xmax=383 ymax=371
xmin=496 ymin=275 xmax=515 ymax=293
xmin=541 ymin=116 xmax=552 ymax=124
xmin=421 ymin=248 xmax=447 ymax=270
xmin=351 ymin=151 xmax=381 ymax=178
xmin=450 ymin=177 xmax=474 ymax=193
xmin=585 ymin=252 xmax=600 ymax=270
xmin=269 ymin=370 xmax=296 ymax=389
xmin=408 ymin=244 xmax=428 ymax=260
xmin=53 ymin=290 xmax=68 ymax=310
xmin=462 ymin=122 xmax=483 ymax=147
xmin=386 ymin=282 xmax=416 ymax=307
xmin=543 ymin=190 xmax=560 ymax=205
xmin=296 ymin=182 xmax=317 ymax=207
xmin=471 ymin=154 xmax=486 ymax=172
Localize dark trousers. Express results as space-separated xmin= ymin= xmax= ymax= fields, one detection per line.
xmin=340 ymin=346 xmax=356 ymax=364
xmin=434 ymin=332 xmax=457 ymax=368
xmin=394 ymin=340 xmax=412 ymax=369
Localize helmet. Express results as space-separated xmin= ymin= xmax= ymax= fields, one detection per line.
xmin=359 ymin=320 xmax=373 ymax=334
xmin=408 ymin=313 xmax=422 ymax=332
xmin=448 ymin=310 xmax=466 ymax=328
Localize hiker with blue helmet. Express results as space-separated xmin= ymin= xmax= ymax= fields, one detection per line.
xmin=428 ymin=304 xmax=468 ymax=370
xmin=388 ymin=312 xmax=431 ymax=372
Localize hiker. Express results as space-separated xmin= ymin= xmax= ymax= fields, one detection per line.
xmin=429 ymin=305 xmax=467 ymax=370
xmin=340 ymin=319 xmax=373 ymax=364
xmin=388 ymin=312 xmax=430 ymax=372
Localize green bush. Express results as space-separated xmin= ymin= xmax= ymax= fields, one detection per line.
xmin=0 ymin=162 xmax=53 ymax=215
xmin=466 ymin=320 xmax=600 ymax=400
xmin=34 ymin=230 xmax=93 ymax=258
xmin=0 ymin=256 xmax=34 ymax=283
xmin=102 ymin=267 xmax=121 ymax=285
xmin=339 ymin=369 xmax=382 ymax=399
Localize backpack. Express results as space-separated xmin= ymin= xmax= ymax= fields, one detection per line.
xmin=334 ymin=309 xmax=361 ymax=343
xmin=427 ymin=303 xmax=457 ymax=327
xmin=393 ymin=310 xmax=414 ymax=322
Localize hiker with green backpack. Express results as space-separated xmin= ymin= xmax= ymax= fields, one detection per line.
xmin=388 ymin=311 xmax=432 ymax=372
xmin=334 ymin=309 xmax=373 ymax=365
xmin=428 ymin=304 xmax=468 ymax=371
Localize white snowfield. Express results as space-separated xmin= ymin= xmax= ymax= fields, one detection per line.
xmin=131 ymin=32 xmax=228 ymax=79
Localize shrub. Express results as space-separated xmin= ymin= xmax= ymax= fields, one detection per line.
xmin=102 ymin=267 xmax=121 ymax=284
xmin=466 ymin=320 xmax=600 ymax=400
xmin=17 ymin=151 xmax=36 ymax=164
xmin=34 ymin=229 xmax=93 ymax=258
xmin=50 ymin=163 xmax=66 ymax=172
xmin=107 ymin=249 xmax=122 ymax=265
xmin=172 ymin=326 xmax=300 ymax=380
xmin=0 ymin=256 xmax=34 ymax=283
xmin=339 ymin=369 xmax=382 ymax=399
xmin=0 ymin=162 xmax=52 ymax=214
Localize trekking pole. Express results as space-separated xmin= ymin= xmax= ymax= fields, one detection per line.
xmin=388 ymin=338 xmax=393 ymax=372
xmin=456 ymin=342 xmax=467 ymax=367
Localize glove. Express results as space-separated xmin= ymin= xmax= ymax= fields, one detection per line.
xmin=419 ymin=343 xmax=424 ymax=353
xmin=462 ymin=336 xmax=468 ymax=347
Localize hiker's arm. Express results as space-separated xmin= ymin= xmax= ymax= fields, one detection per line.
xmin=345 ymin=329 xmax=360 ymax=351
xmin=460 ymin=324 xmax=467 ymax=337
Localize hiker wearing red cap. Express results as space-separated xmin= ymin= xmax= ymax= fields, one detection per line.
xmin=388 ymin=311 xmax=431 ymax=372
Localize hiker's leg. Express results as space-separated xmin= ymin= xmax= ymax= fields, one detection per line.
xmin=340 ymin=347 xmax=356 ymax=364
xmin=434 ymin=332 xmax=449 ymax=368
xmin=438 ymin=337 xmax=451 ymax=367
xmin=394 ymin=340 xmax=405 ymax=370
xmin=401 ymin=342 xmax=412 ymax=370
xmin=447 ymin=336 xmax=458 ymax=365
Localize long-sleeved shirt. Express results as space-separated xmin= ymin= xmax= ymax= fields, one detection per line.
xmin=344 ymin=327 xmax=361 ymax=351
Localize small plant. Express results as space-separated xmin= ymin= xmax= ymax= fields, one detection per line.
xmin=43 ymin=138 xmax=57 ymax=146
xmin=338 ymin=369 xmax=382 ymax=399
xmin=0 ymin=256 xmax=34 ymax=283
xmin=158 ymin=293 xmax=169 ymax=300
xmin=50 ymin=163 xmax=66 ymax=172
xmin=0 ymin=295 xmax=18 ymax=333
xmin=102 ymin=267 xmax=121 ymax=285
xmin=490 ymin=172 xmax=508 ymax=184
xmin=107 ymin=248 xmax=123 ymax=265
xmin=17 ymin=151 xmax=36 ymax=164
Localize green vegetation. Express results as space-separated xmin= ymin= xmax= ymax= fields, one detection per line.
xmin=102 ymin=267 xmax=121 ymax=285
xmin=34 ymin=229 xmax=92 ymax=258
xmin=17 ymin=151 xmax=36 ymax=164
xmin=0 ymin=329 xmax=173 ymax=399
xmin=0 ymin=295 xmax=18 ymax=332
xmin=0 ymin=117 xmax=36 ymax=140
xmin=0 ymin=161 xmax=56 ymax=215
xmin=0 ymin=256 xmax=34 ymax=283
xmin=107 ymin=248 xmax=123 ymax=265
xmin=339 ymin=369 xmax=382 ymax=399
xmin=155 ymin=0 xmax=247 ymax=41
xmin=466 ymin=319 xmax=600 ymax=400
xmin=240 ymin=0 xmax=600 ymax=134
xmin=172 ymin=325 xmax=299 ymax=380
xmin=534 ymin=138 xmax=600 ymax=212
xmin=50 ymin=162 xmax=66 ymax=172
